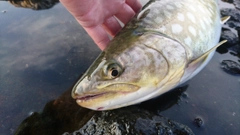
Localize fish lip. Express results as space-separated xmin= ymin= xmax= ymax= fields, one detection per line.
xmin=75 ymin=92 xmax=109 ymax=101
xmin=74 ymin=91 xmax=132 ymax=102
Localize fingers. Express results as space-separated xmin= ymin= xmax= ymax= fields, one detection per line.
xmin=114 ymin=3 xmax=135 ymax=24
xmin=84 ymin=25 xmax=110 ymax=50
xmin=60 ymin=0 xmax=142 ymax=50
xmin=115 ymin=0 xmax=142 ymax=24
xmin=102 ymin=16 xmax=122 ymax=36
xmin=126 ymin=0 xmax=142 ymax=13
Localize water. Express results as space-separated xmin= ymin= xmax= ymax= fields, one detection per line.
xmin=0 ymin=1 xmax=100 ymax=134
xmin=0 ymin=0 xmax=239 ymax=135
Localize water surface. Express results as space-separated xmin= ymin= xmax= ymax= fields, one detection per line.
xmin=0 ymin=0 xmax=239 ymax=135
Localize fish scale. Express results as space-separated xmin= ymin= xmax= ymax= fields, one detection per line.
xmin=71 ymin=0 xmax=228 ymax=110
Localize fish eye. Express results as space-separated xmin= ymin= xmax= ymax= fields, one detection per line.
xmin=103 ymin=62 xmax=123 ymax=79
xmin=111 ymin=69 xmax=119 ymax=77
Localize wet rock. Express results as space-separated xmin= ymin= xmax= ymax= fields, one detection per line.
xmin=218 ymin=28 xmax=239 ymax=54
xmin=193 ymin=117 xmax=204 ymax=127
xmin=225 ymin=20 xmax=240 ymax=28
xmin=67 ymin=107 xmax=194 ymax=135
xmin=15 ymin=88 xmax=194 ymax=135
xmin=219 ymin=8 xmax=240 ymax=57
xmin=221 ymin=0 xmax=234 ymax=4
xmin=220 ymin=29 xmax=239 ymax=47
xmin=8 ymin=0 xmax=59 ymax=10
xmin=181 ymin=92 xmax=189 ymax=99
xmin=216 ymin=46 xmax=229 ymax=54
xmin=221 ymin=8 xmax=240 ymax=26
xmin=229 ymin=51 xmax=240 ymax=59
xmin=218 ymin=29 xmax=240 ymax=55
xmin=233 ymin=0 xmax=240 ymax=10
xmin=221 ymin=60 xmax=240 ymax=75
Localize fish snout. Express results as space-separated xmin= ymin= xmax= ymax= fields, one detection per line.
xmin=72 ymin=77 xmax=92 ymax=99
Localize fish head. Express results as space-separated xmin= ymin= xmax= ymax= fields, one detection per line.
xmin=72 ymin=30 xmax=186 ymax=110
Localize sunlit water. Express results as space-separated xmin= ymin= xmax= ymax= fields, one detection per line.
xmin=0 ymin=0 xmax=239 ymax=135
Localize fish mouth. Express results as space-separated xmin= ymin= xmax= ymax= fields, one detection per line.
xmin=75 ymin=92 xmax=110 ymax=102
xmin=74 ymin=91 xmax=132 ymax=103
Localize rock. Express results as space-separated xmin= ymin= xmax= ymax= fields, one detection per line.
xmin=220 ymin=29 xmax=239 ymax=47
xmin=233 ymin=0 xmax=240 ymax=10
xmin=220 ymin=8 xmax=240 ymax=58
xmin=221 ymin=60 xmax=240 ymax=75
xmin=193 ymin=117 xmax=204 ymax=128
xmin=15 ymin=88 xmax=194 ymax=135
xmin=221 ymin=8 xmax=240 ymax=25
xmin=225 ymin=20 xmax=240 ymax=28
xmin=66 ymin=107 xmax=194 ymax=135
xmin=8 ymin=0 xmax=59 ymax=10
xmin=218 ymin=28 xmax=240 ymax=56
xmin=222 ymin=0 xmax=240 ymax=9
xmin=221 ymin=0 xmax=234 ymax=4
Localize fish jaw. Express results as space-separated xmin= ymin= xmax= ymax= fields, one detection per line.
xmin=72 ymin=74 xmax=141 ymax=110
xmin=72 ymin=76 xmax=142 ymax=110
xmin=72 ymin=73 xmax=156 ymax=110
xmin=73 ymin=83 xmax=157 ymax=110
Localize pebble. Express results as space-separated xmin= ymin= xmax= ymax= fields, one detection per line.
xmin=221 ymin=60 xmax=240 ymax=75
xmin=194 ymin=117 xmax=204 ymax=127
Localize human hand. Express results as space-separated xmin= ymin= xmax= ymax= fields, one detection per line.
xmin=60 ymin=0 xmax=142 ymax=50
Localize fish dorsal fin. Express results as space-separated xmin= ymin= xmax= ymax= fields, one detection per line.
xmin=221 ymin=16 xmax=230 ymax=24
xmin=189 ymin=40 xmax=227 ymax=66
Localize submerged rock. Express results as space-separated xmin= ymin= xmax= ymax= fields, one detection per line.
xmin=233 ymin=0 xmax=240 ymax=10
xmin=15 ymin=88 xmax=194 ymax=135
xmin=8 ymin=0 xmax=59 ymax=10
xmin=221 ymin=8 xmax=240 ymax=26
xmin=221 ymin=0 xmax=234 ymax=4
xmin=220 ymin=8 xmax=240 ymax=60
xmin=66 ymin=107 xmax=194 ymax=135
xmin=220 ymin=29 xmax=239 ymax=48
xmin=193 ymin=117 xmax=204 ymax=128
xmin=221 ymin=60 xmax=240 ymax=75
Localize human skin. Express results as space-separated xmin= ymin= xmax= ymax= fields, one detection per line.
xmin=60 ymin=0 xmax=142 ymax=50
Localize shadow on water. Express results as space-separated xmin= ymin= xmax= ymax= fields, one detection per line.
xmin=0 ymin=0 xmax=240 ymax=135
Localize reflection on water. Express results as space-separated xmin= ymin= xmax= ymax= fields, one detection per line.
xmin=4 ymin=0 xmax=59 ymax=10
xmin=0 ymin=0 xmax=240 ymax=135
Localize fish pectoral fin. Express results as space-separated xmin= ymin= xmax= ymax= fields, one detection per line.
xmin=189 ymin=40 xmax=227 ymax=66
xmin=180 ymin=40 xmax=227 ymax=84
xmin=221 ymin=16 xmax=230 ymax=24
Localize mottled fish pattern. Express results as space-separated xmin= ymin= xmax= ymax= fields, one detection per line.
xmin=72 ymin=0 xmax=226 ymax=110
xmin=129 ymin=0 xmax=221 ymax=60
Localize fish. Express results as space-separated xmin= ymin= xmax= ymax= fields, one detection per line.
xmin=72 ymin=0 xmax=229 ymax=110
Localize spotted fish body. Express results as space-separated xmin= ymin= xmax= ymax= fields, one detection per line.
xmin=72 ymin=0 xmax=226 ymax=110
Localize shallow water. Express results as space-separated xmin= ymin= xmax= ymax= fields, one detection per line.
xmin=0 ymin=0 xmax=240 ymax=135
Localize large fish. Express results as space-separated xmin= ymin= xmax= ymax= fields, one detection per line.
xmin=72 ymin=0 xmax=229 ymax=110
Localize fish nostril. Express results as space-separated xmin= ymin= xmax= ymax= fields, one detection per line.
xmin=71 ymin=93 xmax=76 ymax=99
xmin=71 ymin=85 xmax=81 ymax=99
